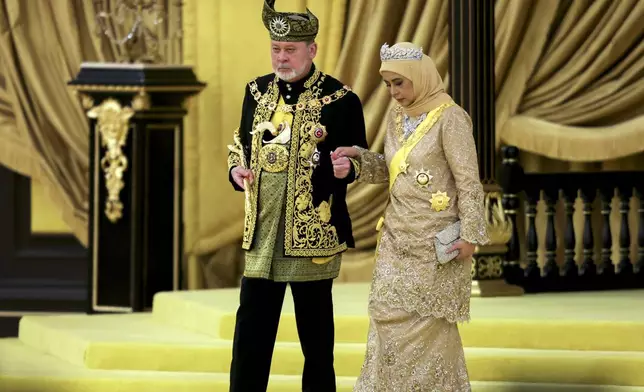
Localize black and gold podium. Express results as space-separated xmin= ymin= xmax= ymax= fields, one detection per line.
xmin=69 ymin=63 xmax=204 ymax=313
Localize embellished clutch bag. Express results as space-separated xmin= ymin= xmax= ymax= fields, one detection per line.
xmin=434 ymin=220 xmax=461 ymax=264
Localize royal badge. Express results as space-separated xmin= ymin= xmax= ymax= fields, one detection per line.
xmin=415 ymin=168 xmax=433 ymax=188
xmin=430 ymin=191 xmax=451 ymax=212
xmin=259 ymin=144 xmax=289 ymax=173
xmin=309 ymin=123 xmax=328 ymax=143
xmin=309 ymin=148 xmax=321 ymax=168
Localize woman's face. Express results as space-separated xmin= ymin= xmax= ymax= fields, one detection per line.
xmin=381 ymin=71 xmax=414 ymax=107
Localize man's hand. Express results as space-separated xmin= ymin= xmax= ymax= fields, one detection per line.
xmin=332 ymin=146 xmax=359 ymax=158
xmin=231 ymin=167 xmax=254 ymax=190
xmin=448 ymin=240 xmax=476 ymax=261
xmin=330 ymin=151 xmax=351 ymax=179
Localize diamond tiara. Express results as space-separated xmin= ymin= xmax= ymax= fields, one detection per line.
xmin=380 ymin=43 xmax=423 ymax=62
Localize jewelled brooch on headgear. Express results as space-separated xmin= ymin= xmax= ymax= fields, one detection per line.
xmin=262 ymin=0 xmax=319 ymax=42
xmin=380 ymin=43 xmax=424 ymax=62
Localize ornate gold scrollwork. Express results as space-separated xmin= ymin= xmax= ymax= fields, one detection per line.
xmin=485 ymin=191 xmax=513 ymax=245
xmin=87 ymin=99 xmax=135 ymax=223
xmin=472 ymin=255 xmax=504 ymax=279
xmin=77 ymin=92 xmax=95 ymax=110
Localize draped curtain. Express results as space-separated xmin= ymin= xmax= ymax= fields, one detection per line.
xmin=189 ymin=0 xmax=644 ymax=287
xmin=0 ymin=0 xmax=642 ymax=289
xmin=0 ymin=0 xmax=181 ymax=246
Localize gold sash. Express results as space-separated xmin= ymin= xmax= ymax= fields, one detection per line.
xmin=376 ymin=102 xmax=454 ymax=234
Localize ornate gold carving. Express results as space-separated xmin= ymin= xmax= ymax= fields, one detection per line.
xmin=131 ymin=91 xmax=151 ymax=111
xmin=430 ymin=191 xmax=450 ymax=212
xmin=78 ymin=93 xmax=95 ymax=109
xmin=485 ymin=191 xmax=513 ymax=245
xmin=259 ymin=144 xmax=289 ymax=173
xmin=69 ymin=84 xmax=204 ymax=93
xmin=87 ymin=99 xmax=135 ymax=223
xmin=92 ymin=0 xmax=182 ymax=64
xmin=472 ymin=255 xmax=504 ymax=279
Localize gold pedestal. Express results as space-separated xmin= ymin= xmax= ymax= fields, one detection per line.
xmin=472 ymin=279 xmax=525 ymax=297
xmin=471 ymin=244 xmax=524 ymax=297
xmin=470 ymin=192 xmax=525 ymax=297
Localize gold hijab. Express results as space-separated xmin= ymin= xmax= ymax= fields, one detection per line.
xmin=379 ymin=42 xmax=453 ymax=117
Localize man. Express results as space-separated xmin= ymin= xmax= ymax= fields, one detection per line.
xmin=225 ymin=1 xmax=368 ymax=391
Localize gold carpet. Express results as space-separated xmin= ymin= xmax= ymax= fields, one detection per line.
xmin=2 ymin=283 xmax=644 ymax=391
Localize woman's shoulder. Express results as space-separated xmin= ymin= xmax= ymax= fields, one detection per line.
xmin=441 ymin=103 xmax=473 ymax=129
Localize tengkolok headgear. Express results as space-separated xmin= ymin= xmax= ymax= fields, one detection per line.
xmin=262 ymin=0 xmax=319 ymax=42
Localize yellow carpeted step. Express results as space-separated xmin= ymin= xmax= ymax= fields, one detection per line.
xmin=152 ymin=284 xmax=644 ymax=352
xmin=2 ymin=339 xmax=644 ymax=392
xmin=18 ymin=314 xmax=644 ymax=386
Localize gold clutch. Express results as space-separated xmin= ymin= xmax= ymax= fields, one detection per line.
xmin=434 ymin=220 xmax=461 ymax=264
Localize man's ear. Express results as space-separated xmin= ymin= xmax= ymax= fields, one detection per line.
xmin=308 ymin=42 xmax=318 ymax=59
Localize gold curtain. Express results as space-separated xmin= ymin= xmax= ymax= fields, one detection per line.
xmin=495 ymin=0 xmax=644 ymax=270
xmin=496 ymin=0 xmax=644 ymax=164
xmin=0 ymin=0 xmax=106 ymax=244
xmin=0 ymin=1 xmax=181 ymax=246
xmin=188 ymin=0 xmax=644 ymax=288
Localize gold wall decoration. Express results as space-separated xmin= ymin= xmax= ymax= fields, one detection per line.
xmin=485 ymin=191 xmax=513 ymax=245
xmin=87 ymin=99 xmax=135 ymax=223
xmin=131 ymin=91 xmax=151 ymax=111
xmin=77 ymin=92 xmax=95 ymax=110
xmin=92 ymin=0 xmax=183 ymax=64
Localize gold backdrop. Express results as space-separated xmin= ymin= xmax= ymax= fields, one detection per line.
xmin=182 ymin=0 xmax=644 ymax=289
xmin=0 ymin=0 xmax=643 ymax=290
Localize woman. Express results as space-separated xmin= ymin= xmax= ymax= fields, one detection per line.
xmin=332 ymin=42 xmax=488 ymax=391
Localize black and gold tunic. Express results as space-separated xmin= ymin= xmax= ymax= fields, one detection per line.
xmin=227 ymin=65 xmax=368 ymax=281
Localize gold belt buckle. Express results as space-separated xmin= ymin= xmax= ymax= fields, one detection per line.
xmin=259 ymin=144 xmax=289 ymax=173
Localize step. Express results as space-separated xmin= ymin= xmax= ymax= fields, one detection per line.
xmin=18 ymin=314 xmax=644 ymax=386
xmin=152 ymin=284 xmax=644 ymax=351
xmin=2 ymin=339 xmax=644 ymax=392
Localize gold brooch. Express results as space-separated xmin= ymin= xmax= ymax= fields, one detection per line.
xmin=414 ymin=168 xmax=432 ymax=188
xmin=309 ymin=123 xmax=328 ymax=143
xmin=259 ymin=144 xmax=289 ymax=173
xmin=399 ymin=161 xmax=409 ymax=174
xmin=430 ymin=191 xmax=450 ymax=212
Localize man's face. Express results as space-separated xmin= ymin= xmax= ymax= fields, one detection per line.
xmin=271 ymin=40 xmax=317 ymax=82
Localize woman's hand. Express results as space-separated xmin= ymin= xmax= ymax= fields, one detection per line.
xmin=448 ymin=240 xmax=476 ymax=260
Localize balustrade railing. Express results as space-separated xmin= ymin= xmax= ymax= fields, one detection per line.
xmin=498 ymin=146 xmax=644 ymax=293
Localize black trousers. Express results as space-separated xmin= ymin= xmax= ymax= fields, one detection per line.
xmin=229 ymin=277 xmax=336 ymax=392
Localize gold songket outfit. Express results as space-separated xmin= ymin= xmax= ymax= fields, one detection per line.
xmin=353 ymin=43 xmax=488 ymax=392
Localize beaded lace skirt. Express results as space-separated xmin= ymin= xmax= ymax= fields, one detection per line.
xmin=353 ymin=299 xmax=471 ymax=392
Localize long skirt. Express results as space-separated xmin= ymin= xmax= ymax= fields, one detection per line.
xmin=353 ymin=299 xmax=471 ymax=392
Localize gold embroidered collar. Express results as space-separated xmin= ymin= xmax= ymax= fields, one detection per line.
xmin=249 ymin=71 xmax=351 ymax=113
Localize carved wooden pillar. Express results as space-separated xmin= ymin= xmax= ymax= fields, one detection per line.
xmin=450 ymin=0 xmax=523 ymax=296
xmin=70 ymin=64 xmax=204 ymax=313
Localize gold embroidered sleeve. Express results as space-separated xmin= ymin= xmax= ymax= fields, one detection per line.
xmin=227 ymin=127 xmax=243 ymax=171
xmin=442 ymin=108 xmax=489 ymax=245
xmin=354 ymin=146 xmax=388 ymax=184
xmin=348 ymin=157 xmax=361 ymax=179
xmin=228 ymin=150 xmax=241 ymax=171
